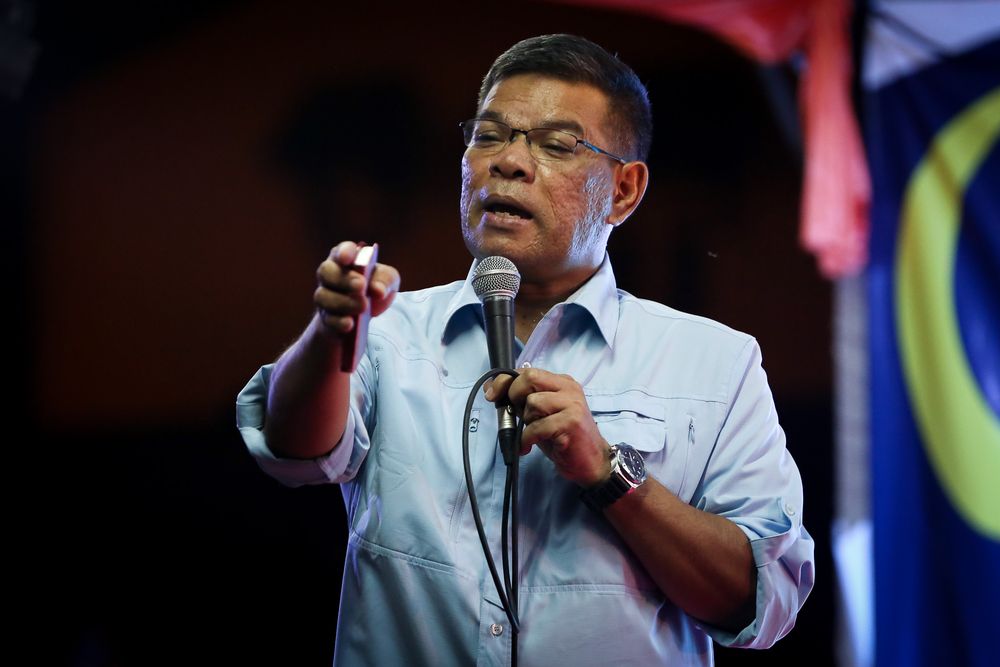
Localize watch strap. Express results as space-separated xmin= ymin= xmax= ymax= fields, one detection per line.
xmin=581 ymin=472 xmax=633 ymax=512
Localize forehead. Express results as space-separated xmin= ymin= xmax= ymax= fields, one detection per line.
xmin=478 ymin=74 xmax=612 ymax=139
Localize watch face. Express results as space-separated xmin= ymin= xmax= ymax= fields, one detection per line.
xmin=617 ymin=445 xmax=646 ymax=482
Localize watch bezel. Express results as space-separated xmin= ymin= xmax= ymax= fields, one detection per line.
xmin=612 ymin=443 xmax=647 ymax=486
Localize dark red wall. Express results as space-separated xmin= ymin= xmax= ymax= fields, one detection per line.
xmin=13 ymin=2 xmax=834 ymax=665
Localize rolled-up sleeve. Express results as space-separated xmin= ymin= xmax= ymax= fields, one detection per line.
xmin=235 ymin=359 xmax=373 ymax=487
xmin=693 ymin=338 xmax=816 ymax=648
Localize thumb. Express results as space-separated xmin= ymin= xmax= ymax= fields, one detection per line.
xmin=369 ymin=264 xmax=401 ymax=317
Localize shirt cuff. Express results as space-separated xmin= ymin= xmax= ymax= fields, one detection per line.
xmin=704 ymin=498 xmax=816 ymax=648
xmin=235 ymin=365 xmax=359 ymax=487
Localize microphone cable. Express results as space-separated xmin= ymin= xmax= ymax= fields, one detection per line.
xmin=463 ymin=367 xmax=522 ymax=667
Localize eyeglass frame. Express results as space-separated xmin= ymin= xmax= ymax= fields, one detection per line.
xmin=459 ymin=117 xmax=628 ymax=164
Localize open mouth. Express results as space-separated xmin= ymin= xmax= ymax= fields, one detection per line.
xmin=484 ymin=202 xmax=534 ymax=220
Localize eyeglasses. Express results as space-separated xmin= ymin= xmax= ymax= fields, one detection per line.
xmin=460 ymin=118 xmax=626 ymax=164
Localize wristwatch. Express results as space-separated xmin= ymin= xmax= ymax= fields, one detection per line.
xmin=581 ymin=443 xmax=648 ymax=512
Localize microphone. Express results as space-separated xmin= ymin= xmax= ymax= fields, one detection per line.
xmin=472 ymin=256 xmax=521 ymax=463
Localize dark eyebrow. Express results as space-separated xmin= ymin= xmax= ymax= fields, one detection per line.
xmin=476 ymin=110 xmax=587 ymax=137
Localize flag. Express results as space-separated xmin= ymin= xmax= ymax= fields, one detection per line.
xmin=864 ymin=3 xmax=1000 ymax=665
xmin=552 ymin=0 xmax=870 ymax=278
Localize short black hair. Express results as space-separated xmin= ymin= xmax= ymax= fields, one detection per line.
xmin=478 ymin=34 xmax=652 ymax=162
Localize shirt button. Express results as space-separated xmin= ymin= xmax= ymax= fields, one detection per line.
xmin=489 ymin=623 xmax=504 ymax=637
xmin=520 ymin=361 xmax=531 ymax=368
xmin=784 ymin=503 xmax=796 ymax=516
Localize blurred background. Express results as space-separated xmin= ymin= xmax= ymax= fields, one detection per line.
xmin=10 ymin=1 xmax=991 ymax=665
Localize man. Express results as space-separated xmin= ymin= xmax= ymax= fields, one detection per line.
xmin=237 ymin=33 xmax=814 ymax=666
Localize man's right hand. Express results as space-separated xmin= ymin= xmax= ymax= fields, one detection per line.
xmin=314 ymin=241 xmax=400 ymax=337
xmin=263 ymin=242 xmax=399 ymax=459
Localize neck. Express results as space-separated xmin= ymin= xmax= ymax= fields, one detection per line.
xmin=513 ymin=265 xmax=599 ymax=341
xmin=513 ymin=302 xmax=550 ymax=343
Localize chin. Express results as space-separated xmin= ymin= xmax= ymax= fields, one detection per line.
xmin=473 ymin=245 xmax=526 ymax=268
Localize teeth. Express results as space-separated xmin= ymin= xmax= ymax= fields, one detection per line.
xmin=488 ymin=204 xmax=530 ymax=218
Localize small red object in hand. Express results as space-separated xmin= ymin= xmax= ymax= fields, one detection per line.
xmin=341 ymin=242 xmax=379 ymax=373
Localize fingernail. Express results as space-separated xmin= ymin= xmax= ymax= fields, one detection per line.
xmin=349 ymin=276 xmax=364 ymax=291
xmin=370 ymin=281 xmax=385 ymax=296
xmin=483 ymin=380 xmax=493 ymax=399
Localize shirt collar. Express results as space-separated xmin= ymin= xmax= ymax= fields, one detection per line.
xmin=562 ymin=253 xmax=619 ymax=348
xmin=441 ymin=254 xmax=620 ymax=348
xmin=441 ymin=261 xmax=485 ymax=339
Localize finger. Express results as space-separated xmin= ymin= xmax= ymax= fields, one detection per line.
xmin=314 ymin=284 xmax=367 ymax=335
xmin=521 ymin=390 xmax=562 ymax=424
xmin=484 ymin=374 xmax=515 ymax=403
xmin=330 ymin=241 xmax=361 ymax=267
xmin=522 ymin=416 xmax=573 ymax=452
xmin=506 ymin=368 xmax=575 ymax=405
xmin=316 ymin=309 xmax=357 ymax=334
xmin=317 ymin=260 xmax=377 ymax=302
xmin=316 ymin=258 xmax=354 ymax=293
xmin=314 ymin=286 xmax=366 ymax=316
xmin=369 ymin=264 xmax=401 ymax=317
xmin=318 ymin=241 xmax=369 ymax=290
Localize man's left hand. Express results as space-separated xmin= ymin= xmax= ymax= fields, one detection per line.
xmin=485 ymin=368 xmax=611 ymax=487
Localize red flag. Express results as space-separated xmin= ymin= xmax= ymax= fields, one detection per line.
xmin=554 ymin=0 xmax=871 ymax=278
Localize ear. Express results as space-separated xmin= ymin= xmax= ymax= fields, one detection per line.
xmin=607 ymin=161 xmax=649 ymax=227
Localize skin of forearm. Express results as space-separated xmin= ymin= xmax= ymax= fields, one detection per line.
xmin=263 ymin=314 xmax=352 ymax=459
xmin=604 ymin=476 xmax=757 ymax=632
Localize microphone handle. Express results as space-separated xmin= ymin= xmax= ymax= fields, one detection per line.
xmin=482 ymin=296 xmax=515 ymax=370
xmin=482 ymin=295 xmax=519 ymax=463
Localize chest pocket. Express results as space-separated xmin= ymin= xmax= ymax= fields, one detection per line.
xmin=587 ymin=394 xmax=689 ymax=497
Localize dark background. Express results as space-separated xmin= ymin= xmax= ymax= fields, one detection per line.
xmin=7 ymin=1 xmax=837 ymax=665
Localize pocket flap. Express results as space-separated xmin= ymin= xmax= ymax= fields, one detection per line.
xmin=587 ymin=394 xmax=666 ymax=453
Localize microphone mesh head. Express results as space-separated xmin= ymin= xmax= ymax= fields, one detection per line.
xmin=472 ymin=256 xmax=521 ymax=301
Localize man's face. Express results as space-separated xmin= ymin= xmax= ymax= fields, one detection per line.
xmin=459 ymin=74 xmax=621 ymax=286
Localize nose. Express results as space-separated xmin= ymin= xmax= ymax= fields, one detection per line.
xmin=489 ymin=132 xmax=535 ymax=181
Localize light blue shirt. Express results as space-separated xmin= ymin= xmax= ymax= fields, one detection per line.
xmin=237 ymin=256 xmax=815 ymax=666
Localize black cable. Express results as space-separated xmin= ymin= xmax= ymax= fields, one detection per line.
xmin=500 ymin=422 xmax=525 ymax=667
xmin=462 ymin=367 xmax=521 ymax=635
xmin=510 ymin=436 xmax=521 ymax=667
xmin=502 ymin=466 xmax=514 ymax=603
xmin=510 ymin=423 xmax=522 ymax=612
